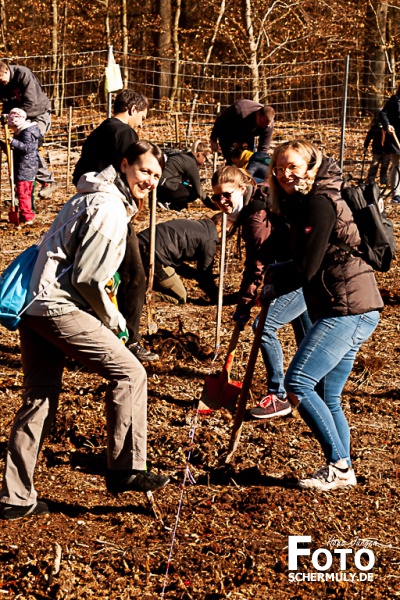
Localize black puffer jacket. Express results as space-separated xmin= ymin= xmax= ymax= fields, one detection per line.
xmin=10 ymin=122 xmax=41 ymax=181
xmin=271 ymin=157 xmax=383 ymax=322
xmin=159 ymin=152 xmax=203 ymax=196
xmin=138 ymin=218 xmax=219 ymax=299
xmin=138 ymin=218 xmax=218 ymax=272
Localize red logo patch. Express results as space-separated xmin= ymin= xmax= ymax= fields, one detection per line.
xmin=304 ymin=226 xmax=312 ymax=234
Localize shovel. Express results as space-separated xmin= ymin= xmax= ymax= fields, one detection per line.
xmin=198 ymin=323 xmax=242 ymax=414
xmin=146 ymin=188 xmax=158 ymax=334
xmin=3 ymin=124 xmax=19 ymax=227
xmin=0 ymin=146 xmax=2 ymax=217
xmin=215 ymin=211 xmax=227 ymax=349
xmin=224 ymin=303 xmax=269 ymax=463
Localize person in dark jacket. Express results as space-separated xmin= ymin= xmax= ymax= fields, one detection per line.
xmin=138 ymin=218 xmax=219 ymax=304
xmin=2 ymin=108 xmax=40 ymax=225
xmin=263 ymin=139 xmax=383 ymax=490
xmin=363 ymin=113 xmax=391 ymax=185
xmin=211 ymin=165 xmax=311 ymax=420
xmin=210 ymin=100 xmax=275 ymax=166
xmin=73 ymin=90 xmax=148 ymax=186
xmin=157 ymin=141 xmax=213 ymax=211
xmin=379 ymin=86 xmax=400 ymax=203
xmin=73 ymin=90 xmax=157 ymax=363
xmin=0 ymin=61 xmax=55 ymax=198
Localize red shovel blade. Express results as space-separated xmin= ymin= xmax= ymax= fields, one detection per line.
xmin=8 ymin=208 xmax=20 ymax=227
xmin=198 ymin=368 xmax=242 ymax=414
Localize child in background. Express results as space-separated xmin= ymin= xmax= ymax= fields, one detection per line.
xmin=364 ymin=113 xmax=391 ymax=186
xmin=5 ymin=108 xmax=40 ymax=225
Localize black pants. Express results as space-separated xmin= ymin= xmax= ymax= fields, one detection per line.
xmin=117 ymin=223 xmax=146 ymax=344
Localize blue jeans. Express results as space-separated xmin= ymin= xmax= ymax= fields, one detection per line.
xmin=253 ymin=289 xmax=311 ymax=398
xmin=247 ymin=152 xmax=270 ymax=182
xmin=284 ymin=311 xmax=380 ymax=466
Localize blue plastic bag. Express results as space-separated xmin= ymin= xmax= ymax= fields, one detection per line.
xmin=0 ymin=244 xmax=39 ymax=331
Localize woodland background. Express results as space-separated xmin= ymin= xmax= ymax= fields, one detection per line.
xmin=0 ymin=2 xmax=400 ymax=599
xmin=0 ymin=0 xmax=399 ymax=112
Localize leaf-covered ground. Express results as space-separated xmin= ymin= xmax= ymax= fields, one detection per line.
xmin=0 ymin=168 xmax=399 ymax=599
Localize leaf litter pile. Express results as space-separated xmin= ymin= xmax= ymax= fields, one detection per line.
xmin=0 ymin=177 xmax=399 ymax=600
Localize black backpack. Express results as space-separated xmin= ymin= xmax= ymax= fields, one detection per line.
xmin=339 ymin=182 xmax=396 ymax=272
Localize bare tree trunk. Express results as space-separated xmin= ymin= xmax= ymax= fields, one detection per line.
xmin=155 ymin=0 xmax=172 ymax=100
xmin=0 ymin=0 xmax=8 ymax=52
xmin=363 ymin=0 xmax=388 ymax=113
xmin=203 ymin=0 xmax=226 ymax=67
xmin=387 ymin=6 xmax=396 ymax=93
xmin=141 ymin=0 xmax=152 ymax=54
xmin=197 ymin=0 xmax=226 ymax=100
xmin=169 ymin=0 xmax=181 ymax=104
xmin=51 ymin=0 xmax=60 ymax=114
xmin=105 ymin=0 xmax=111 ymax=48
xmin=243 ymin=0 xmax=259 ymax=102
xmin=121 ymin=0 xmax=129 ymax=87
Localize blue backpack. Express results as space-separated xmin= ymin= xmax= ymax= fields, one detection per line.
xmin=0 ymin=206 xmax=94 ymax=331
xmin=0 ymin=244 xmax=39 ymax=331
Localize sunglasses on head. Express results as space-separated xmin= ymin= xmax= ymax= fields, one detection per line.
xmin=212 ymin=191 xmax=235 ymax=202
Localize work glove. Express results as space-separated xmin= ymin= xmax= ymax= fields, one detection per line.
xmin=233 ymin=308 xmax=251 ymax=331
xmin=105 ymin=272 xmax=121 ymax=308
xmin=118 ymin=328 xmax=129 ymax=344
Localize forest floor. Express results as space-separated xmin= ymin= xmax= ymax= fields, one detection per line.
xmin=0 ymin=169 xmax=399 ymax=600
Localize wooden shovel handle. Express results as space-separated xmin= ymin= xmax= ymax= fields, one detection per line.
xmin=146 ymin=188 xmax=158 ymax=334
xmin=225 ymin=304 xmax=269 ymax=463
xmin=225 ymin=323 xmax=240 ymax=367
xmin=392 ymin=130 xmax=400 ymax=150
xmin=215 ymin=211 xmax=227 ymax=349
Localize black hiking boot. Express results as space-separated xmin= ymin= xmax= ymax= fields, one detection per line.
xmin=1 ymin=500 xmax=50 ymax=520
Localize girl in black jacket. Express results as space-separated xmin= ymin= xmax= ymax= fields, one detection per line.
xmin=4 ymin=108 xmax=40 ymax=225
xmin=264 ymin=139 xmax=383 ymax=490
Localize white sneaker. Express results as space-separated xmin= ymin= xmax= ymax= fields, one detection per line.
xmin=38 ymin=184 xmax=55 ymax=199
xmin=298 ymin=464 xmax=357 ymax=491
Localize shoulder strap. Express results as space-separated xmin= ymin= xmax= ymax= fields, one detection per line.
xmin=19 ymin=203 xmax=90 ymax=318
xmin=37 ymin=204 xmax=88 ymax=247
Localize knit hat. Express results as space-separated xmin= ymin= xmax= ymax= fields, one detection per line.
xmin=8 ymin=108 xmax=27 ymax=129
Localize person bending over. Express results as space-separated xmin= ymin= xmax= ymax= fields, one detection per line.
xmin=157 ymin=141 xmax=213 ymax=211
xmin=138 ymin=218 xmax=219 ymax=305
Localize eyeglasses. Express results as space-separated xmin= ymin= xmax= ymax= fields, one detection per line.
xmin=272 ymin=163 xmax=307 ymax=178
xmin=212 ymin=191 xmax=235 ymax=202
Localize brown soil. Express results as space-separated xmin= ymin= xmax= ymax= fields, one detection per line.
xmin=0 ymin=180 xmax=399 ymax=600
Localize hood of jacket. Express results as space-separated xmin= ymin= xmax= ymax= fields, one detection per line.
xmin=311 ymin=156 xmax=343 ymax=202
xmin=76 ymin=164 xmax=138 ymax=219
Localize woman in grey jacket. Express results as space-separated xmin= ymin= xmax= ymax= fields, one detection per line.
xmin=0 ymin=141 xmax=170 ymax=520
xmin=263 ymin=139 xmax=383 ymax=491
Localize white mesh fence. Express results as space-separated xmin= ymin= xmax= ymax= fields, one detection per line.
xmin=0 ymin=49 xmax=396 ymax=196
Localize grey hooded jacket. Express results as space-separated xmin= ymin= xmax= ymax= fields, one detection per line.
xmin=26 ymin=165 xmax=137 ymax=334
